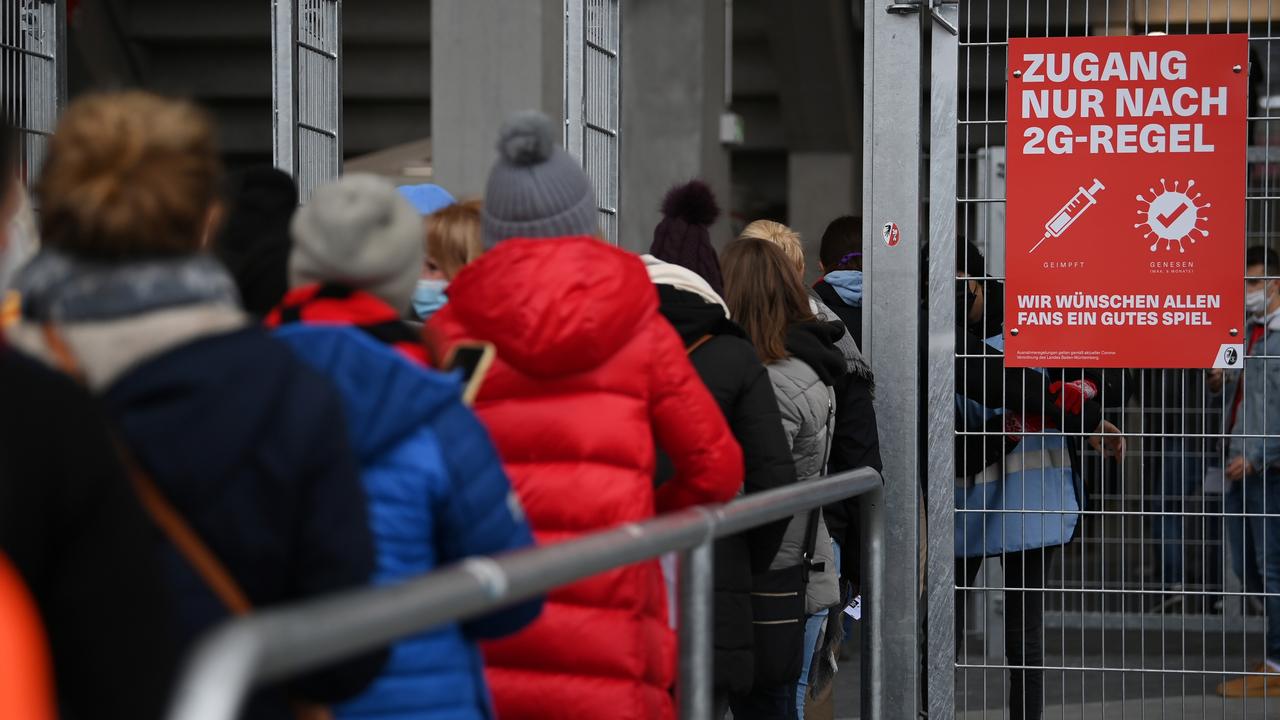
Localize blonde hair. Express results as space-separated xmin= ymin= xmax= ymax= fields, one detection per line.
xmin=739 ymin=219 xmax=804 ymax=275
xmin=426 ymin=199 xmax=483 ymax=279
xmin=38 ymin=91 xmax=220 ymax=259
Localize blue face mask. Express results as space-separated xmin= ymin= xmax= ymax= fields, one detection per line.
xmin=411 ymin=279 xmax=449 ymax=320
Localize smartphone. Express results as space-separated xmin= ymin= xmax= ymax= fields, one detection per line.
xmin=443 ymin=341 xmax=496 ymax=406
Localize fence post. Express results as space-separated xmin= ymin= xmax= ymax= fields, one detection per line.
xmin=860 ymin=483 xmax=885 ymax=720
xmin=924 ymin=2 xmax=958 ymax=718
xmin=677 ymin=539 xmax=715 ymax=719
xmin=271 ymin=0 xmax=297 ymax=180
xmin=862 ymin=1 xmax=923 ymax=715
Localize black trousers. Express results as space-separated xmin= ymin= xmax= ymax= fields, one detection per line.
xmin=956 ymin=547 xmax=1056 ymax=720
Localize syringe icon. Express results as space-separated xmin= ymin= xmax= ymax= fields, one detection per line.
xmin=1029 ymin=178 xmax=1105 ymax=253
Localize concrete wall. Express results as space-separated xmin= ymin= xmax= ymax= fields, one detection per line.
xmin=431 ymin=0 xmax=564 ymax=199
xmin=788 ymin=152 xmax=857 ymax=283
xmin=619 ymin=0 xmax=731 ymax=253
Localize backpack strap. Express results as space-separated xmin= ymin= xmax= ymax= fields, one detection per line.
xmin=686 ymin=334 xmax=714 ymax=355
xmin=41 ymin=324 xmax=253 ymax=616
xmin=123 ymin=451 xmax=253 ymax=615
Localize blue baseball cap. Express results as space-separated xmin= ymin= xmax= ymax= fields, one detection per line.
xmin=397 ymin=183 xmax=456 ymax=215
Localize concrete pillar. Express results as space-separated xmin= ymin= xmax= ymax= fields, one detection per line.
xmin=619 ymin=0 xmax=731 ymax=254
xmin=787 ymin=152 xmax=857 ymax=284
xmin=431 ymin=0 xmax=564 ymax=199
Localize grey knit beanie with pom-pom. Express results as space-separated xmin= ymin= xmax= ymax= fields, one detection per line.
xmin=482 ymin=110 xmax=600 ymax=248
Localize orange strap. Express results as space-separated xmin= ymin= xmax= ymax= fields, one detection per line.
xmin=40 ymin=324 xmax=253 ymax=616
xmin=42 ymin=324 xmax=333 ymax=719
xmin=686 ymin=334 xmax=714 ymax=355
xmin=124 ymin=456 xmax=254 ymax=615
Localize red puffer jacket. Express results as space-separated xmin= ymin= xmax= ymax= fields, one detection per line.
xmin=427 ymin=236 xmax=743 ymax=720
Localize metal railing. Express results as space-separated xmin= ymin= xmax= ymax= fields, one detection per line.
xmin=166 ymin=468 xmax=885 ymax=720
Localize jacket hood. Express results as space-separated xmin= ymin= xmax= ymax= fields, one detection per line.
xmin=102 ymin=328 xmax=329 ymax=505
xmin=443 ymin=236 xmax=658 ymax=376
xmin=641 ymin=254 xmax=729 ymax=317
xmin=655 ymin=285 xmax=745 ymax=346
xmin=274 ymin=324 xmax=462 ymax=460
xmin=785 ymin=321 xmax=846 ymax=386
xmin=823 ymin=270 xmax=863 ymax=307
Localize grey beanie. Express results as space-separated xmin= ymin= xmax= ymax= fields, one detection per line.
xmin=482 ymin=111 xmax=600 ymax=248
xmin=289 ymin=173 xmax=425 ymax=311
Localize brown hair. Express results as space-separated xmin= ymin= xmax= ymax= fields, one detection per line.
xmin=739 ymin=219 xmax=805 ymax=275
xmin=37 ymin=91 xmax=221 ymax=260
xmin=722 ymin=237 xmax=815 ymax=364
xmin=426 ymin=199 xmax=483 ymax=279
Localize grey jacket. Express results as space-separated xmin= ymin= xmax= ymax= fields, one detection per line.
xmin=1225 ymin=310 xmax=1280 ymax=474
xmin=766 ymin=355 xmax=840 ymax=613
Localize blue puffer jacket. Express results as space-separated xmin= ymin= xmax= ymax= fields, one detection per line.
xmin=275 ymin=325 xmax=541 ymax=720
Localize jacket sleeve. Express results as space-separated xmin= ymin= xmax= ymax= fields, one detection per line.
xmin=1237 ymin=351 xmax=1280 ymax=472
xmin=649 ymin=319 xmax=745 ymax=513
xmin=432 ymin=398 xmax=542 ymax=640
xmin=288 ymin=383 xmax=388 ymax=704
xmin=955 ymin=331 xmax=1103 ymax=437
xmin=733 ymin=353 xmax=798 ymax=573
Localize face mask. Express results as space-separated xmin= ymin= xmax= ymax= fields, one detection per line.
xmin=411 ymin=278 xmax=449 ymax=320
xmin=1246 ymin=288 xmax=1269 ymax=315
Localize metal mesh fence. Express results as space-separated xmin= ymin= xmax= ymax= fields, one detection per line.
xmin=565 ymin=0 xmax=620 ymax=243
xmin=274 ymin=0 xmax=340 ymax=205
xmin=954 ymin=1 xmax=1280 ymax=717
xmin=296 ymin=0 xmax=341 ymax=204
xmin=2 ymin=0 xmax=62 ymax=187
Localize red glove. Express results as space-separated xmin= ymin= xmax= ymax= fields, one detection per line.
xmin=1049 ymin=379 xmax=1098 ymax=415
xmin=1004 ymin=413 xmax=1045 ymax=441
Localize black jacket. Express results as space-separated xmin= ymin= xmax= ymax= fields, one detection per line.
xmin=813 ymin=279 xmax=863 ymax=350
xmin=101 ymin=328 xmax=387 ymax=719
xmin=654 ymin=286 xmax=796 ymax=695
xmin=0 ymin=347 xmax=175 ymax=720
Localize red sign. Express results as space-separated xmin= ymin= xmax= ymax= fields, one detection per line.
xmin=1004 ymin=34 xmax=1248 ymax=368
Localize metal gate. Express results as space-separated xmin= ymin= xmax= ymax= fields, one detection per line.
xmin=273 ymin=0 xmax=342 ymax=204
xmin=943 ymin=2 xmax=1279 ymax=718
xmin=2 ymin=0 xmax=64 ymax=186
xmin=564 ymin=0 xmax=620 ymax=244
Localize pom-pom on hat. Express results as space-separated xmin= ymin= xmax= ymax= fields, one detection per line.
xmin=481 ymin=111 xmax=600 ymax=248
xmin=649 ymin=180 xmax=724 ymax=295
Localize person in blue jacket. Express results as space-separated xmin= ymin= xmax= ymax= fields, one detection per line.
xmin=953 ymin=241 xmax=1125 ymax=720
xmin=269 ymin=174 xmax=541 ymax=720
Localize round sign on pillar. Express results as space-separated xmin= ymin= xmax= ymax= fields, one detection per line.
xmin=882 ymin=222 xmax=901 ymax=247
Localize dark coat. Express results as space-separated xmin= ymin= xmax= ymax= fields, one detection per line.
xmin=0 ymin=346 xmax=174 ymax=720
xmin=100 ymin=328 xmax=386 ymax=719
xmin=654 ymin=285 xmax=796 ymax=695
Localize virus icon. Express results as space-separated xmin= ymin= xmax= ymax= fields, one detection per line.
xmin=1135 ymin=178 xmax=1210 ymax=254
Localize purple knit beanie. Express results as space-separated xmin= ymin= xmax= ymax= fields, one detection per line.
xmin=649 ymin=180 xmax=724 ymax=295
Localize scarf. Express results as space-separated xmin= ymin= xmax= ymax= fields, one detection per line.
xmin=17 ymin=248 xmax=240 ymax=323
xmin=266 ymin=283 xmax=428 ymax=366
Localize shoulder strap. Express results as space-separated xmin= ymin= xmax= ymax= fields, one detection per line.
xmin=41 ymin=323 xmax=253 ymax=616
xmin=687 ymin=334 xmax=714 ymax=355
xmin=124 ymin=452 xmax=254 ymax=615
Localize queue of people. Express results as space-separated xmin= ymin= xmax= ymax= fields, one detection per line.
xmin=0 ymin=90 xmax=884 ymax=720
xmin=9 ymin=87 xmax=1278 ymax=720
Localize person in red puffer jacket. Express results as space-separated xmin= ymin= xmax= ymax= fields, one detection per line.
xmin=426 ymin=111 xmax=743 ymax=720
